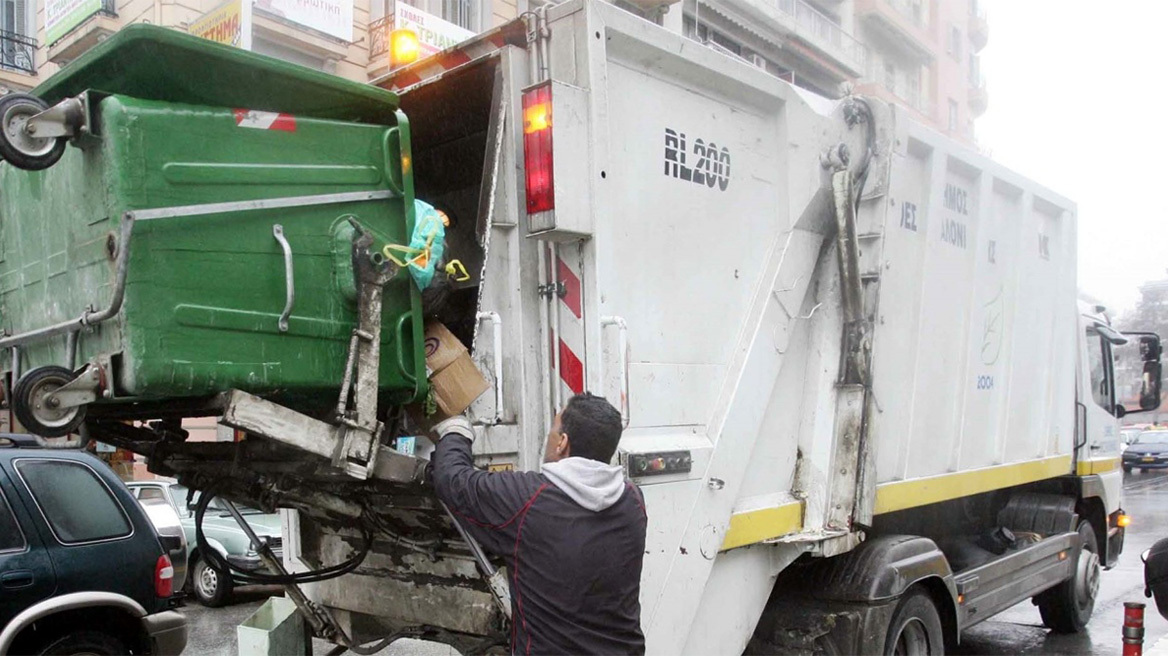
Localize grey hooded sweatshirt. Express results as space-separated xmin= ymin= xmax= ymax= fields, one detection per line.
xmin=432 ymin=435 xmax=648 ymax=656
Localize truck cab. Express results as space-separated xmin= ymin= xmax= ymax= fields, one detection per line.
xmin=1077 ymin=303 xmax=1162 ymax=566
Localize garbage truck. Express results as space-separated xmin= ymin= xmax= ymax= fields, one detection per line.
xmin=0 ymin=1 xmax=1163 ymax=653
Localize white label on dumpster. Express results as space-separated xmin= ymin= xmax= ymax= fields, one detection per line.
xmin=233 ymin=109 xmax=297 ymax=132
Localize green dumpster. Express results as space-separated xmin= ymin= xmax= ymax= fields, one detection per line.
xmin=0 ymin=25 xmax=427 ymax=434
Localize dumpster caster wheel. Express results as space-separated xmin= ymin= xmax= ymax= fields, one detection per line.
xmin=0 ymin=93 xmax=66 ymax=171
xmin=12 ymin=366 xmax=87 ymax=437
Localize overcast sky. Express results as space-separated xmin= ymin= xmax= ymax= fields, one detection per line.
xmin=979 ymin=0 xmax=1167 ymax=314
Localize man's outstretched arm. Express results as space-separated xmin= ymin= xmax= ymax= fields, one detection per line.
xmin=431 ymin=416 xmax=546 ymax=554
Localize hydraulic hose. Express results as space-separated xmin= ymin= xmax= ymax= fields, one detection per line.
xmin=193 ymin=489 xmax=372 ymax=585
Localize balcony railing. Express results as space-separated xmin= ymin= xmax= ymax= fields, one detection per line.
xmin=883 ymin=0 xmax=926 ymax=29
xmin=775 ymin=0 xmax=867 ymax=72
xmin=0 ymin=30 xmax=36 ymax=75
xmin=369 ymin=15 xmax=389 ymax=58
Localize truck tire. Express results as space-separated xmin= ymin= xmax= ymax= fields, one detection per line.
xmin=192 ymin=555 xmax=233 ymax=607
xmin=37 ymin=630 xmax=127 ymax=655
xmin=1036 ymin=520 xmax=1099 ymax=633
xmin=884 ymin=588 xmax=944 ymax=655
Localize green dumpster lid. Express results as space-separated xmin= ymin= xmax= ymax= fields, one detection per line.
xmin=34 ymin=24 xmax=399 ymax=124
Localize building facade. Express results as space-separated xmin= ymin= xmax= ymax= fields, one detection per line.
xmin=0 ymin=0 xmax=986 ymax=143
xmin=0 ymin=0 xmax=520 ymax=93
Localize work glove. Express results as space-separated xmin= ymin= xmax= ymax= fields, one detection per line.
xmin=434 ymin=415 xmax=475 ymax=443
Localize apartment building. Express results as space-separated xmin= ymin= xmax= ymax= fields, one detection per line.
xmin=0 ymin=0 xmax=986 ymax=145
xmin=672 ymin=0 xmax=988 ymax=142
xmin=852 ymin=0 xmax=987 ymax=141
xmin=0 ymin=0 xmax=517 ymax=92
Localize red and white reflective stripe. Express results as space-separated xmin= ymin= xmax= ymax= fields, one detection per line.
xmin=233 ymin=109 xmax=297 ymax=132
xmin=553 ymin=245 xmax=586 ymax=400
xmin=382 ymin=22 xmax=526 ymax=93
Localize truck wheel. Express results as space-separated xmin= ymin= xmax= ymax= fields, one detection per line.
xmin=192 ymin=555 xmax=234 ymax=607
xmin=37 ymin=630 xmax=127 ymax=655
xmin=0 ymin=93 xmax=66 ymax=171
xmin=1037 ymin=520 xmax=1099 ymax=633
xmin=884 ymin=589 xmax=944 ymax=655
xmin=12 ymin=366 xmax=88 ymax=437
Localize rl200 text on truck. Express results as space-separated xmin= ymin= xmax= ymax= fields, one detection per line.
xmin=0 ymin=1 xmax=1160 ymax=653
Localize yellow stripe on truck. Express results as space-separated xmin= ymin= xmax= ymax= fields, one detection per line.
xmin=721 ymin=455 xmax=1074 ymax=551
xmin=1076 ymin=457 xmax=1120 ymax=476
xmin=874 ymin=455 xmax=1073 ymax=514
xmin=720 ymin=501 xmax=803 ymax=551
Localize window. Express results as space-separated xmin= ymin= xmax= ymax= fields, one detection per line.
xmin=709 ymin=29 xmax=742 ymax=56
xmin=1 ymin=0 xmax=29 ymax=36
xmin=948 ymin=99 xmax=959 ymax=131
xmin=907 ymin=70 xmax=920 ymax=107
xmin=17 ymin=460 xmax=131 ymax=544
xmin=1086 ymin=329 xmax=1115 ymax=411
xmin=884 ymin=61 xmax=896 ymax=95
xmin=947 ymin=25 xmax=961 ymax=60
xmin=137 ymin=486 xmax=167 ymax=504
xmin=0 ymin=0 xmax=34 ymax=74
xmin=168 ymin=485 xmax=190 ymax=517
xmin=0 ymin=489 xmax=25 ymax=553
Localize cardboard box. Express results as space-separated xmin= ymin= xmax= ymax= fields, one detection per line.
xmin=420 ymin=321 xmax=490 ymax=422
xmin=423 ymin=322 xmax=465 ymax=373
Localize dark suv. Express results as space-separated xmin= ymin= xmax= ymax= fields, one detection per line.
xmin=0 ymin=434 xmax=187 ymax=655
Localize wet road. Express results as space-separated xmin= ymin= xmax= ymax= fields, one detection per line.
xmin=955 ymin=468 xmax=1168 ymax=655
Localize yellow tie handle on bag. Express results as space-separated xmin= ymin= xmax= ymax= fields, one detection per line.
xmin=444 ymin=259 xmax=471 ymax=282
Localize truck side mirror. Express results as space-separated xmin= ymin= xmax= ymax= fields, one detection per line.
xmin=1142 ymin=360 xmax=1163 ymax=411
xmin=1118 ymin=333 xmax=1163 ymax=414
xmin=1140 ymin=334 xmax=1163 ymax=411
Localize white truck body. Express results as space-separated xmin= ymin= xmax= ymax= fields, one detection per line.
xmin=276 ymin=1 xmax=1145 ymax=652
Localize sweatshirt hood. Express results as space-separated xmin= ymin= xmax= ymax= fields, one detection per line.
xmin=540 ymin=457 xmax=626 ymax=512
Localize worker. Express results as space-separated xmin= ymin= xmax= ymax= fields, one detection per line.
xmin=431 ymin=393 xmax=647 ymax=655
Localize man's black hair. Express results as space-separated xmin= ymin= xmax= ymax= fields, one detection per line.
xmin=560 ymin=392 xmax=623 ymax=463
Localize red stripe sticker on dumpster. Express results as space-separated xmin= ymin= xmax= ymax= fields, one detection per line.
xmin=233 ymin=109 xmax=297 ymax=132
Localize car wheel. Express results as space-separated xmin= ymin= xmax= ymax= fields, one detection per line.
xmin=37 ymin=630 xmax=127 ymax=655
xmin=1124 ymin=465 xmax=1133 ymax=473
xmin=1037 ymin=520 xmax=1099 ymax=633
xmin=192 ymin=555 xmax=234 ymax=607
xmin=884 ymin=588 xmax=944 ymax=655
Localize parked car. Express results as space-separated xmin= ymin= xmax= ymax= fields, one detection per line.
xmin=133 ymin=492 xmax=189 ymax=598
xmin=1124 ymin=431 xmax=1168 ymax=472
xmin=0 ymin=434 xmax=186 ymax=656
xmin=127 ymin=480 xmax=282 ymax=607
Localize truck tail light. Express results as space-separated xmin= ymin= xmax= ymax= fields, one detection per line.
xmin=155 ymin=554 xmax=174 ymax=598
xmin=523 ymin=83 xmax=554 ymax=214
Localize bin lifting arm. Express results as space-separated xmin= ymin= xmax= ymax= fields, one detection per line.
xmin=331 ymin=219 xmax=401 ymax=480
